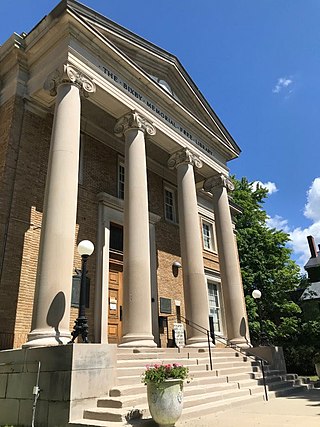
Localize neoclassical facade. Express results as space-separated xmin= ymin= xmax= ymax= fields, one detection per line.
xmin=0 ymin=0 xmax=249 ymax=350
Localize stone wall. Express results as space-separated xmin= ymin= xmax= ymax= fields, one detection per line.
xmin=0 ymin=344 xmax=117 ymax=426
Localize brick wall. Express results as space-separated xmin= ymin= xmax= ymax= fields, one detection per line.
xmin=0 ymin=98 xmax=220 ymax=349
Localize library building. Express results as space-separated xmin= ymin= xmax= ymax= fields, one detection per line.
xmin=0 ymin=1 xmax=255 ymax=425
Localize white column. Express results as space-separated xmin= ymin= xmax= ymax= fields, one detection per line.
xmin=204 ymin=174 xmax=250 ymax=347
xmin=114 ymin=111 xmax=156 ymax=347
xmin=24 ymin=65 xmax=95 ymax=347
xmin=168 ymin=148 xmax=210 ymax=347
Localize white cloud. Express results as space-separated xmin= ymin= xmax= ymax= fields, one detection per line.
xmin=272 ymin=77 xmax=293 ymax=94
xmin=252 ymin=181 xmax=278 ymax=194
xmin=304 ymin=177 xmax=320 ymax=222
xmin=267 ymin=178 xmax=320 ymax=269
xmin=266 ymin=215 xmax=289 ymax=233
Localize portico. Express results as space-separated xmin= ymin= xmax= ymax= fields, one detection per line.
xmin=24 ymin=59 xmax=248 ymax=349
xmin=0 ymin=0 xmax=250 ymax=352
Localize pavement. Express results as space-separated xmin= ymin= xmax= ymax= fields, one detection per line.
xmin=175 ymin=388 xmax=320 ymax=427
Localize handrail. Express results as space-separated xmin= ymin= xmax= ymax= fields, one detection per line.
xmin=166 ymin=314 xmax=213 ymax=370
xmin=165 ymin=315 xmax=268 ymax=401
xmin=214 ymin=335 xmax=269 ymax=401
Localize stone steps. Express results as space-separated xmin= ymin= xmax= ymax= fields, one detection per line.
xmin=70 ymin=347 xmax=305 ymax=426
xmin=116 ymin=360 xmax=258 ymax=377
xmin=82 ymin=386 xmax=263 ymax=423
xmin=116 ymin=354 xmax=250 ymax=367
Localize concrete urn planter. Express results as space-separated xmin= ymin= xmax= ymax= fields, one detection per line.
xmin=147 ymin=379 xmax=184 ymax=427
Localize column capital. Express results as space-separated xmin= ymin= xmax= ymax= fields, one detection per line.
xmin=203 ymin=174 xmax=234 ymax=193
xmin=168 ymin=148 xmax=202 ymax=170
xmin=44 ymin=64 xmax=96 ymax=97
xmin=114 ymin=110 xmax=156 ymax=138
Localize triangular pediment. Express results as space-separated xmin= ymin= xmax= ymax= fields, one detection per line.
xmin=66 ymin=0 xmax=240 ymax=157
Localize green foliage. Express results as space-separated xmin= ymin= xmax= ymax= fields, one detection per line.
xmin=231 ymin=176 xmax=320 ymax=372
xmin=142 ymin=363 xmax=189 ymax=385
xmin=231 ymin=177 xmax=301 ymax=342
xmin=284 ymin=345 xmax=317 ymax=376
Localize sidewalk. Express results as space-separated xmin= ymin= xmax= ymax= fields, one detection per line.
xmin=176 ymin=388 xmax=320 ymax=427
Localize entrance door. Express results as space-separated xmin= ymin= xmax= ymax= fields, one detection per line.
xmin=108 ymin=262 xmax=123 ymax=344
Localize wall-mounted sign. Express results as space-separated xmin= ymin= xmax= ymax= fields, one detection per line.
xmin=97 ymin=64 xmax=215 ymax=159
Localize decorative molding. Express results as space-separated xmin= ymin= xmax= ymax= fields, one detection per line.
xmin=96 ymin=192 xmax=161 ymax=225
xmin=43 ymin=64 xmax=96 ymax=97
xmin=203 ymin=174 xmax=234 ymax=193
xmin=114 ymin=110 xmax=156 ymax=137
xmin=167 ymin=148 xmax=202 ymax=170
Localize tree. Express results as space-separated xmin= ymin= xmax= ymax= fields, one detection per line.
xmin=231 ymin=177 xmax=302 ymax=345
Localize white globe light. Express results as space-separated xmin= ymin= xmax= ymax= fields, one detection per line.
xmin=78 ymin=240 xmax=94 ymax=256
xmin=252 ymin=289 xmax=262 ymax=299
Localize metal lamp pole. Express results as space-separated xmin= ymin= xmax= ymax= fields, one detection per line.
xmin=252 ymin=289 xmax=268 ymax=346
xmin=70 ymin=240 xmax=94 ymax=343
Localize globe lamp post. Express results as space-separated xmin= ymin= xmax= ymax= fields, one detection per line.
xmin=70 ymin=240 xmax=94 ymax=343
xmin=252 ymin=289 xmax=268 ymax=346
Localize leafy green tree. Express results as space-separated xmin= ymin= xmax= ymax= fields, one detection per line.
xmin=231 ymin=177 xmax=302 ymax=345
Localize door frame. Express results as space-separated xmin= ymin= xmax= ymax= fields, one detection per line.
xmin=94 ymin=193 xmax=161 ymax=345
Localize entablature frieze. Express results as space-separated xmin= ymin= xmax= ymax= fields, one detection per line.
xmin=25 ymin=25 xmax=234 ymax=170
xmin=24 ymin=35 xmax=230 ymax=179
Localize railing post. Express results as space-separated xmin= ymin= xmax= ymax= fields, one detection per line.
xmin=260 ymin=360 xmax=268 ymax=401
xmin=207 ymin=330 xmax=213 ymax=371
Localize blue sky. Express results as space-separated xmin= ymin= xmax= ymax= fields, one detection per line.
xmin=2 ymin=0 xmax=320 ymax=267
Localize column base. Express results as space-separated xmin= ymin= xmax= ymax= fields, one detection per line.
xmin=228 ymin=336 xmax=251 ymax=349
xmin=185 ymin=335 xmax=212 ymax=348
xmin=119 ymin=333 xmax=157 ymax=348
xmin=23 ymin=329 xmax=71 ymax=348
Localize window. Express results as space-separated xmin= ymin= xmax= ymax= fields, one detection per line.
xmin=208 ymin=281 xmax=222 ymax=334
xmin=202 ymin=220 xmax=215 ymax=252
xmin=110 ymin=223 xmax=123 ymax=252
xmin=164 ymin=186 xmax=177 ymax=223
xmin=118 ymin=159 xmax=125 ymax=199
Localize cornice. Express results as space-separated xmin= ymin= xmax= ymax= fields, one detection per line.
xmin=10 ymin=2 xmax=239 ymax=163
xmin=66 ymin=1 xmax=241 ymax=156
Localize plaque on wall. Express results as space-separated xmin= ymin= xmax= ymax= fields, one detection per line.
xmin=160 ymin=297 xmax=172 ymax=314
xmin=71 ymin=274 xmax=90 ymax=308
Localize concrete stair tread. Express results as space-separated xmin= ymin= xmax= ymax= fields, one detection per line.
xmin=74 ymin=347 xmax=301 ymax=426
xmin=116 ymin=359 xmax=256 ymax=369
xmin=111 ymin=373 xmax=247 ymax=396
xmin=116 ymin=354 xmax=242 ymax=362
xmin=106 ymin=380 xmax=253 ymax=405
xmin=88 ymin=386 xmax=256 ymax=418
xmin=117 ymin=364 xmax=258 ymax=379
xmin=84 ymin=391 xmax=264 ymax=421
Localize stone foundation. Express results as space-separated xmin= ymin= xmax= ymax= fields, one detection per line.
xmin=0 ymin=344 xmax=117 ymax=426
xmin=246 ymin=346 xmax=287 ymax=373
